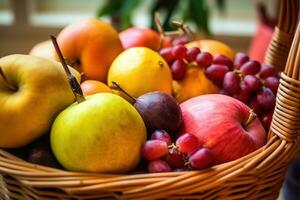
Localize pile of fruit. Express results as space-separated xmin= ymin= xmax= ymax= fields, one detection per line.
xmin=0 ymin=18 xmax=280 ymax=174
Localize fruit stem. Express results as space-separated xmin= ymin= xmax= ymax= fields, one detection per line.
xmin=0 ymin=67 xmax=18 ymax=91
xmin=168 ymin=143 xmax=178 ymax=153
xmin=155 ymin=12 xmax=194 ymax=50
xmin=154 ymin=12 xmax=165 ymax=51
xmin=164 ymin=30 xmax=184 ymax=37
xmin=171 ymin=20 xmax=195 ymax=41
xmin=50 ymin=35 xmax=85 ymax=103
xmin=110 ymin=81 xmax=137 ymax=103
xmin=244 ymin=109 xmax=257 ymax=127
xmin=183 ymin=154 xmax=192 ymax=170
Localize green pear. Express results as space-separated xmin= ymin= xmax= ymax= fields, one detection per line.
xmin=0 ymin=54 xmax=81 ymax=148
xmin=50 ymin=93 xmax=146 ymax=173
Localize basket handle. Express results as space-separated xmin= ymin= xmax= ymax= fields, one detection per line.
xmin=264 ymin=0 xmax=300 ymax=71
xmin=268 ymin=19 xmax=300 ymax=142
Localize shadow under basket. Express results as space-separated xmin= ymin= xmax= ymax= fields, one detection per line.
xmin=1 ymin=0 xmax=300 ymax=199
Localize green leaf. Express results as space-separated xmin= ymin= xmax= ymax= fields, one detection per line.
xmin=120 ymin=0 xmax=142 ymax=30
xmin=150 ymin=0 xmax=180 ymax=31
xmin=189 ymin=0 xmax=211 ymax=35
xmin=216 ymin=0 xmax=226 ymax=12
xmin=162 ymin=0 xmax=179 ymax=31
xmin=96 ymin=0 xmax=123 ymax=17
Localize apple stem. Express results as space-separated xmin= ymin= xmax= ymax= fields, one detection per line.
xmin=0 ymin=67 xmax=18 ymax=91
xmin=50 ymin=35 xmax=85 ymax=103
xmin=244 ymin=109 xmax=257 ymax=127
xmin=110 ymin=81 xmax=137 ymax=103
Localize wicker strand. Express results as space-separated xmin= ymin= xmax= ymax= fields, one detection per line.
xmin=268 ymin=21 xmax=300 ymax=142
xmin=264 ymin=0 xmax=299 ymax=71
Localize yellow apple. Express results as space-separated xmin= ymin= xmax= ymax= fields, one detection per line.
xmin=0 ymin=54 xmax=81 ymax=148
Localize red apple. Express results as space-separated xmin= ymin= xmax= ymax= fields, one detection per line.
xmin=180 ymin=94 xmax=267 ymax=165
xmin=119 ymin=27 xmax=171 ymax=51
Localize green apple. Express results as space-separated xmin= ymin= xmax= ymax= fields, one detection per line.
xmin=50 ymin=93 xmax=146 ymax=173
xmin=0 ymin=54 xmax=81 ymax=148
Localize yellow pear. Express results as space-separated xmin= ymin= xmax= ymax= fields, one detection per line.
xmin=51 ymin=93 xmax=146 ymax=173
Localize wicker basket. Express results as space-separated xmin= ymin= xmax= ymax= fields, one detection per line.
xmin=1 ymin=1 xmax=300 ymax=199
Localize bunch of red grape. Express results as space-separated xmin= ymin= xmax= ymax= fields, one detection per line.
xmin=160 ymin=42 xmax=232 ymax=83
xmin=160 ymin=42 xmax=280 ymax=131
xmin=160 ymin=39 xmax=202 ymax=81
xmin=142 ymin=130 xmax=214 ymax=173
xmin=217 ymin=53 xmax=280 ymax=131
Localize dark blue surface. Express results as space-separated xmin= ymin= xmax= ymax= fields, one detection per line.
xmin=283 ymin=159 xmax=300 ymax=200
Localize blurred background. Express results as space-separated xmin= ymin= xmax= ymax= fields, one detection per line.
xmin=0 ymin=0 xmax=278 ymax=59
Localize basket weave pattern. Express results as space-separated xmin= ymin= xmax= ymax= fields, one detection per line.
xmin=1 ymin=1 xmax=300 ymax=199
xmin=264 ymin=0 xmax=299 ymax=71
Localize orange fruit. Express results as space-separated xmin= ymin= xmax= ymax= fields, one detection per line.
xmin=186 ymin=40 xmax=235 ymax=60
xmin=172 ymin=63 xmax=220 ymax=103
xmin=55 ymin=19 xmax=123 ymax=82
xmin=107 ymin=47 xmax=172 ymax=99
xmin=80 ymin=80 xmax=112 ymax=96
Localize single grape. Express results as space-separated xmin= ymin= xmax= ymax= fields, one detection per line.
xmin=172 ymin=45 xmax=187 ymax=59
xmin=264 ymin=76 xmax=280 ymax=94
xmin=213 ymin=53 xmax=233 ymax=70
xmin=186 ymin=47 xmax=201 ymax=61
xmin=259 ymin=64 xmax=277 ymax=79
xmin=240 ymin=60 xmax=261 ymax=75
xmin=256 ymin=87 xmax=276 ymax=111
xmin=223 ymin=71 xmax=240 ymax=94
xmin=159 ymin=47 xmax=174 ymax=63
xmin=151 ymin=130 xmax=172 ymax=146
xmin=260 ymin=111 xmax=273 ymax=131
xmin=244 ymin=75 xmax=262 ymax=92
xmin=148 ymin=160 xmax=172 ymax=173
xmin=171 ymin=59 xmax=187 ymax=80
xmin=176 ymin=133 xmax=200 ymax=153
xmin=205 ymin=64 xmax=229 ymax=86
xmin=172 ymin=37 xmax=190 ymax=45
xmin=142 ymin=140 xmax=168 ymax=161
xmin=233 ymin=83 xmax=251 ymax=104
xmin=165 ymin=149 xmax=185 ymax=168
xmin=196 ymin=52 xmax=213 ymax=68
xmin=234 ymin=52 xmax=249 ymax=68
xmin=188 ymin=148 xmax=214 ymax=169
